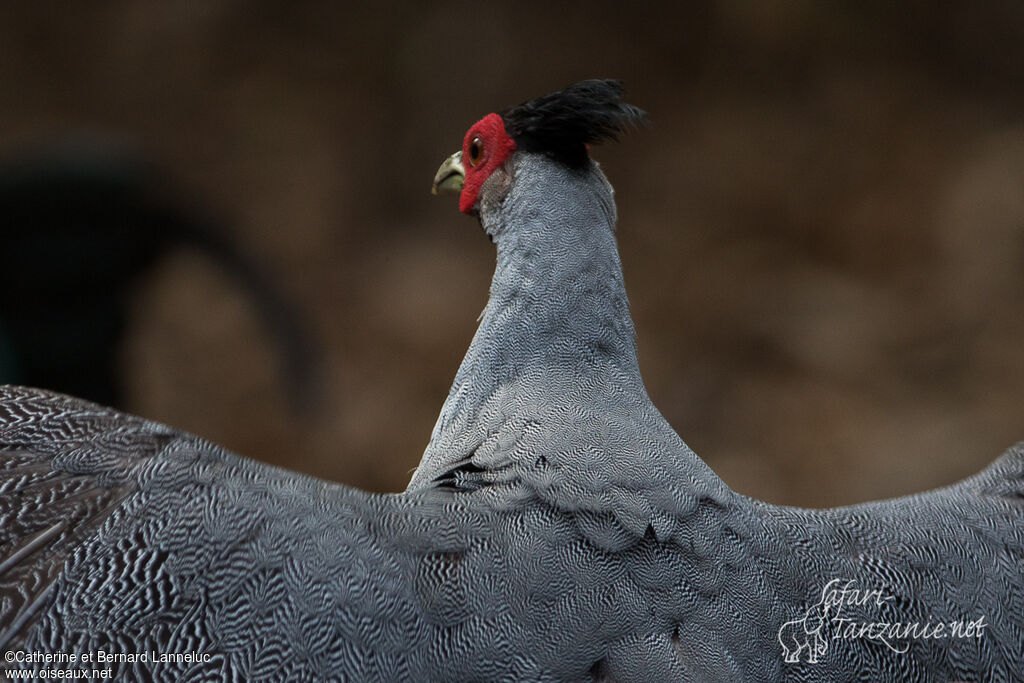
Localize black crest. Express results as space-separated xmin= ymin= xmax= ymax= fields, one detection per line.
xmin=500 ymin=79 xmax=647 ymax=168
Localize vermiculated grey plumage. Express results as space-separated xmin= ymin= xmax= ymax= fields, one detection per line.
xmin=3 ymin=82 xmax=1023 ymax=681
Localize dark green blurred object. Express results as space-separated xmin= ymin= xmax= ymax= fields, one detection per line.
xmin=0 ymin=137 xmax=320 ymax=410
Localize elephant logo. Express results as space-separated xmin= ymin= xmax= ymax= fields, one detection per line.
xmin=778 ymin=606 xmax=830 ymax=664
xmin=778 ymin=579 xmax=850 ymax=664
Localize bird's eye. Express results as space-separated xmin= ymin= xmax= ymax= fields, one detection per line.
xmin=468 ymin=137 xmax=483 ymax=166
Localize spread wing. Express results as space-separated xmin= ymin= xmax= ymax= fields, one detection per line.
xmin=4 ymin=384 xmax=1022 ymax=680
xmin=0 ymin=386 xmax=172 ymax=647
xmin=0 ymin=385 xmax=506 ymax=680
xmin=749 ymin=444 xmax=1024 ymax=680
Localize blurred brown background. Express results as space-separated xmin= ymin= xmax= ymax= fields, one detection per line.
xmin=1 ymin=1 xmax=1022 ymax=506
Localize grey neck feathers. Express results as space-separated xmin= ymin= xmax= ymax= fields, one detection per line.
xmin=409 ymin=154 xmax=667 ymax=490
xmin=483 ymin=154 xmax=641 ymax=385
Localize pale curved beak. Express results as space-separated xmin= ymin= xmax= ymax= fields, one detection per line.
xmin=432 ymin=151 xmax=465 ymax=195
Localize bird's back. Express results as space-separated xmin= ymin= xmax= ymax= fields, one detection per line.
xmin=2 ymin=384 xmax=1023 ymax=681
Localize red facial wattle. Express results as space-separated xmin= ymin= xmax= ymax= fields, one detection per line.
xmin=459 ymin=113 xmax=517 ymax=214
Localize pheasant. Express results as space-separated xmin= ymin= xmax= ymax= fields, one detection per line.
xmin=1 ymin=81 xmax=1022 ymax=681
